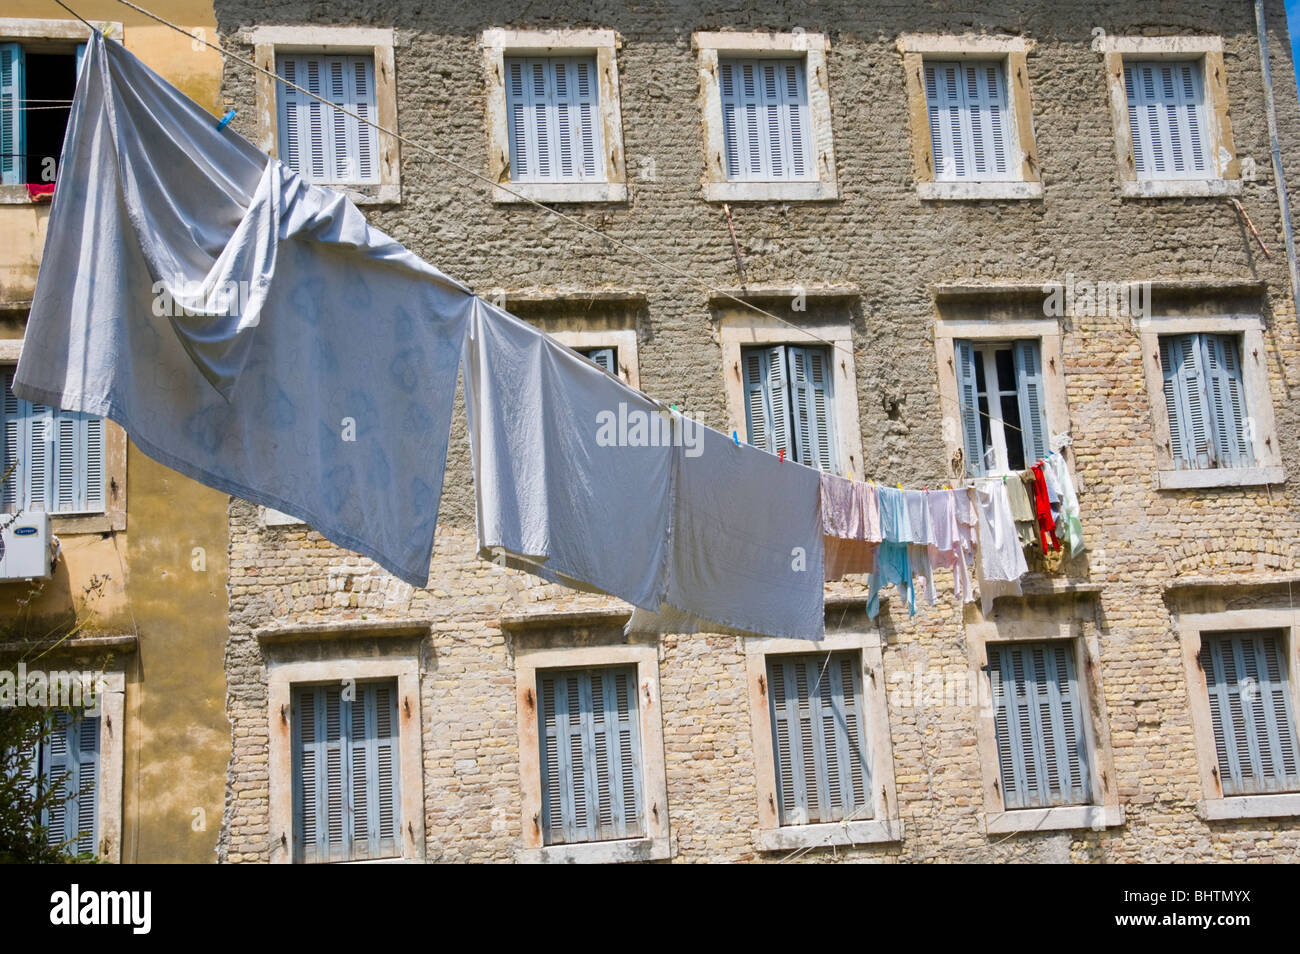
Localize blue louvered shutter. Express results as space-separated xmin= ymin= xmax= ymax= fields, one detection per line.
xmin=580 ymin=347 xmax=616 ymax=374
xmin=1 ymin=366 xmax=22 ymax=512
xmin=505 ymin=56 xmax=601 ymax=183
xmin=1160 ymin=334 xmax=1213 ymax=469
xmin=277 ymin=54 xmax=378 ymax=184
xmin=788 ymin=346 xmax=835 ymax=471
xmin=743 ymin=345 xmax=793 ymax=459
xmin=0 ymin=43 xmax=22 ymax=186
xmin=350 ymin=682 xmax=400 ymax=859
xmin=1013 ymin=339 xmax=1050 ymax=464
xmin=954 ymin=340 xmax=986 ymax=477
xmin=718 ymin=58 xmax=812 ymax=182
xmin=537 ymin=667 xmax=643 ymax=845
xmin=75 ymin=43 xmax=86 ymax=84
xmin=1125 ymin=60 xmax=1210 ymax=180
xmin=1202 ymin=334 xmax=1252 ymax=469
xmin=3 ymin=365 xmax=107 ymax=512
xmin=767 ymin=653 xmax=871 ymax=826
xmin=1200 ymin=632 xmax=1300 ymax=796
xmin=925 ymin=60 xmax=1011 ymax=181
xmin=989 ymin=642 xmax=1091 ymax=810
xmin=41 ymin=712 xmax=99 ymax=856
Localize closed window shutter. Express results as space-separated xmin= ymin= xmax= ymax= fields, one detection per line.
xmin=742 ymin=345 xmax=792 ymax=459
xmin=0 ymin=43 xmax=23 ymax=187
xmin=767 ymin=653 xmax=872 ymax=826
xmin=954 ymin=340 xmax=986 ymax=477
xmin=787 ymin=346 xmax=836 ymax=471
xmin=537 ymin=666 xmax=643 ymax=845
xmin=579 ymin=346 xmax=616 ymax=374
xmin=2 ymin=366 xmax=22 ymax=511
xmin=990 ymin=642 xmax=1091 ymax=810
xmin=1160 ymin=333 xmax=1213 ymax=469
xmin=719 ymin=57 xmax=812 ymax=182
xmin=1013 ymin=339 xmax=1050 ymax=464
xmin=41 ymin=712 xmax=99 ymax=856
xmin=1202 ymin=334 xmax=1253 ymax=468
xmin=75 ymin=43 xmax=86 ymax=84
xmin=926 ymin=60 xmax=1011 ymax=181
xmin=505 ymin=56 xmax=601 ymax=184
xmin=1125 ymin=60 xmax=1210 ymax=180
xmin=1200 ymin=632 xmax=1300 ymax=796
xmin=3 ymin=366 xmax=105 ymax=514
xmin=276 ymin=54 xmax=378 ymax=184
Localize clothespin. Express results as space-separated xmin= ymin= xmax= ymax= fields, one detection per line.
xmin=732 ymin=430 xmax=739 ymax=446
xmin=671 ymin=404 xmax=680 ymax=413
xmin=778 ymin=449 xmax=786 ymax=463
xmin=217 ymin=109 xmax=236 ymax=130
xmin=896 ymin=482 xmax=902 ymax=491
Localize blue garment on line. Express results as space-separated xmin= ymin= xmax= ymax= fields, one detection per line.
xmin=867 ymin=487 xmax=915 ymax=618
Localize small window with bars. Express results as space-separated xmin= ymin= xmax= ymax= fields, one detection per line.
xmin=742 ymin=344 xmax=836 ymax=471
xmin=537 ymin=665 xmax=644 ymax=845
xmin=275 ymin=53 xmax=379 ymax=185
xmin=1199 ymin=630 xmax=1300 ymax=797
xmin=953 ymin=339 xmax=1049 ymax=477
xmin=987 ymin=641 xmax=1092 ymax=810
xmin=22 ymin=710 xmax=100 ymax=857
xmin=504 ymin=56 xmax=602 ymax=183
xmin=924 ymin=59 xmax=1014 ymax=182
xmin=2 ymin=365 xmax=106 ymax=514
xmin=576 ymin=346 xmax=616 ymax=375
xmin=1124 ymin=59 xmax=1211 ymax=180
xmin=718 ymin=57 xmax=814 ymax=182
xmin=766 ymin=652 xmax=871 ymax=826
xmin=1159 ymin=333 xmax=1253 ymax=471
xmin=291 ymin=680 xmax=401 ymax=863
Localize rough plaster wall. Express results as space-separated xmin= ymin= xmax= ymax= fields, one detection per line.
xmin=216 ymin=1 xmax=1300 ymax=862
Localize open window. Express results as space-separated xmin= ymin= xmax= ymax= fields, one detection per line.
xmin=0 ymin=38 xmax=83 ymax=190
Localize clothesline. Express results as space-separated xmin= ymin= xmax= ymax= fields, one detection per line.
xmin=49 ymin=0 xmax=1035 ymax=444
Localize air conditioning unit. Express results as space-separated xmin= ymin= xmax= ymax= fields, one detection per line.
xmin=0 ymin=511 xmax=55 ymax=580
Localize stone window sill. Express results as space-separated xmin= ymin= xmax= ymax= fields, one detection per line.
xmin=518 ymin=835 xmax=673 ymax=864
xmin=917 ymin=180 xmax=1044 ymax=201
xmin=1198 ymin=792 xmax=1300 ymax=821
xmin=1158 ymin=465 xmax=1284 ymax=490
xmin=0 ymin=185 xmax=55 ymax=206
xmin=984 ymin=804 xmax=1124 ymax=834
xmin=756 ymin=818 xmax=903 ymax=852
xmin=51 ymin=512 xmax=124 ymax=534
xmin=260 ymin=506 xmax=305 ymax=527
xmin=493 ymin=181 xmax=628 ymax=204
xmin=704 ymin=180 xmax=839 ymax=203
xmin=1121 ymin=178 xmax=1243 ymax=199
xmin=319 ymin=182 xmax=400 ymax=206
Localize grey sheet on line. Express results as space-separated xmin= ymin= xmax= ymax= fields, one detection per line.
xmin=628 ymin=426 xmax=825 ymax=640
xmin=462 ymin=299 xmax=675 ymax=610
xmin=14 ymin=33 xmax=474 ymax=585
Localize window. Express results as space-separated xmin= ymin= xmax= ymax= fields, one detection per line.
xmin=537 ymin=666 xmax=643 ymax=845
xmin=1 ymin=365 xmax=105 ymax=514
xmin=275 ymin=53 xmax=378 ymax=185
xmin=504 ymin=56 xmax=601 ymax=184
xmin=718 ymin=57 xmax=812 ymax=182
xmin=954 ymin=339 xmax=1049 ymax=476
xmin=291 ymin=680 xmax=400 ymax=863
xmin=0 ymin=40 xmax=82 ymax=187
xmin=987 ymin=641 xmax=1090 ymax=810
xmin=742 ymin=344 xmax=835 ymax=470
xmin=1199 ymin=631 xmax=1300 ymax=797
xmin=924 ymin=60 xmax=1012 ymax=182
xmin=25 ymin=710 xmax=100 ymax=857
xmin=576 ymin=345 xmax=616 ymax=374
xmin=1124 ymin=60 xmax=1209 ymax=181
xmin=767 ymin=652 xmax=870 ymax=826
xmin=1159 ymin=333 xmax=1251 ymax=471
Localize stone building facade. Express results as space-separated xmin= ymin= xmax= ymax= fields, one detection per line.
xmin=213 ymin=1 xmax=1300 ymax=862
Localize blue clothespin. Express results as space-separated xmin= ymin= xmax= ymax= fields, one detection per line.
xmin=217 ymin=109 xmax=236 ymax=130
xmin=732 ymin=430 xmax=739 ymax=446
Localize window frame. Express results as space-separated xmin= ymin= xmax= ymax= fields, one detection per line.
xmin=741 ymin=342 xmax=838 ymax=471
xmin=1179 ymin=608 xmax=1300 ymax=821
xmin=550 ymin=328 xmax=640 ymax=390
xmin=695 ymin=31 xmax=838 ymax=203
xmin=955 ymin=338 xmax=1051 ymax=477
xmin=514 ymin=636 xmax=670 ymax=863
xmin=482 ymin=29 xmax=627 ymax=204
xmin=249 ymin=25 xmax=400 ymax=206
xmin=898 ymin=34 xmax=1041 ymax=201
xmin=1135 ymin=313 xmax=1283 ymax=489
xmin=745 ymin=631 xmax=902 ymax=852
xmin=1098 ymin=36 xmax=1240 ymax=198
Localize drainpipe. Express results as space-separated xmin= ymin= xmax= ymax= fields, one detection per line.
xmin=1255 ymin=0 xmax=1300 ymax=333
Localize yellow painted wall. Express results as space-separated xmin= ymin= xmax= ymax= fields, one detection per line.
xmin=1 ymin=1 xmax=228 ymax=862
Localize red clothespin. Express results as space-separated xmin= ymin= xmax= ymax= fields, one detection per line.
xmin=778 ymin=449 xmax=786 ymax=463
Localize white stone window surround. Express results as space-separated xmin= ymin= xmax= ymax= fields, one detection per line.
xmin=966 ymin=614 xmax=1125 ymax=835
xmin=1097 ymin=35 xmax=1241 ymax=199
xmin=1177 ymin=607 xmax=1300 ymax=821
xmin=513 ymin=636 xmax=671 ymax=863
xmin=481 ymin=28 xmax=627 ymax=204
xmin=744 ymin=630 xmax=903 ymax=852
xmin=548 ymin=328 xmax=641 ymax=391
xmin=246 ymin=25 xmax=401 ymax=206
xmin=897 ymin=34 xmax=1043 ymax=201
xmin=266 ymin=655 xmax=425 ymax=864
xmin=715 ymin=306 xmax=864 ymax=480
xmin=1134 ymin=312 xmax=1284 ymax=489
xmin=694 ymin=31 xmax=839 ymax=203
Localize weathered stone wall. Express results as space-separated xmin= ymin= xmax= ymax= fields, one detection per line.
xmin=215 ymin=0 xmax=1300 ymax=862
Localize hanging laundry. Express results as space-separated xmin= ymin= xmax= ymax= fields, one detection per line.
xmin=13 ymin=33 xmax=474 ymax=585
xmin=926 ymin=488 xmax=974 ymax=603
xmin=867 ymin=486 xmax=914 ymax=618
xmin=628 ymin=425 xmax=824 ymax=640
xmin=1029 ymin=462 xmax=1061 ymax=554
xmin=821 ymin=472 xmax=878 ymax=581
xmin=1044 ymin=453 xmax=1086 ymax=557
xmin=902 ymin=489 xmax=936 ymax=605
xmin=1004 ymin=473 xmax=1038 ymax=550
xmin=463 ymin=300 xmax=675 ymax=610
xmin=974 ymin=483 xmax=1028 ymax=615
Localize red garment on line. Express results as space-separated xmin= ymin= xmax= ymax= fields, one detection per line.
xmin=25 ymin=182 xmax=56 ymax=202
xmin=1031 ymin=462 xmax=1060 ymax=553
